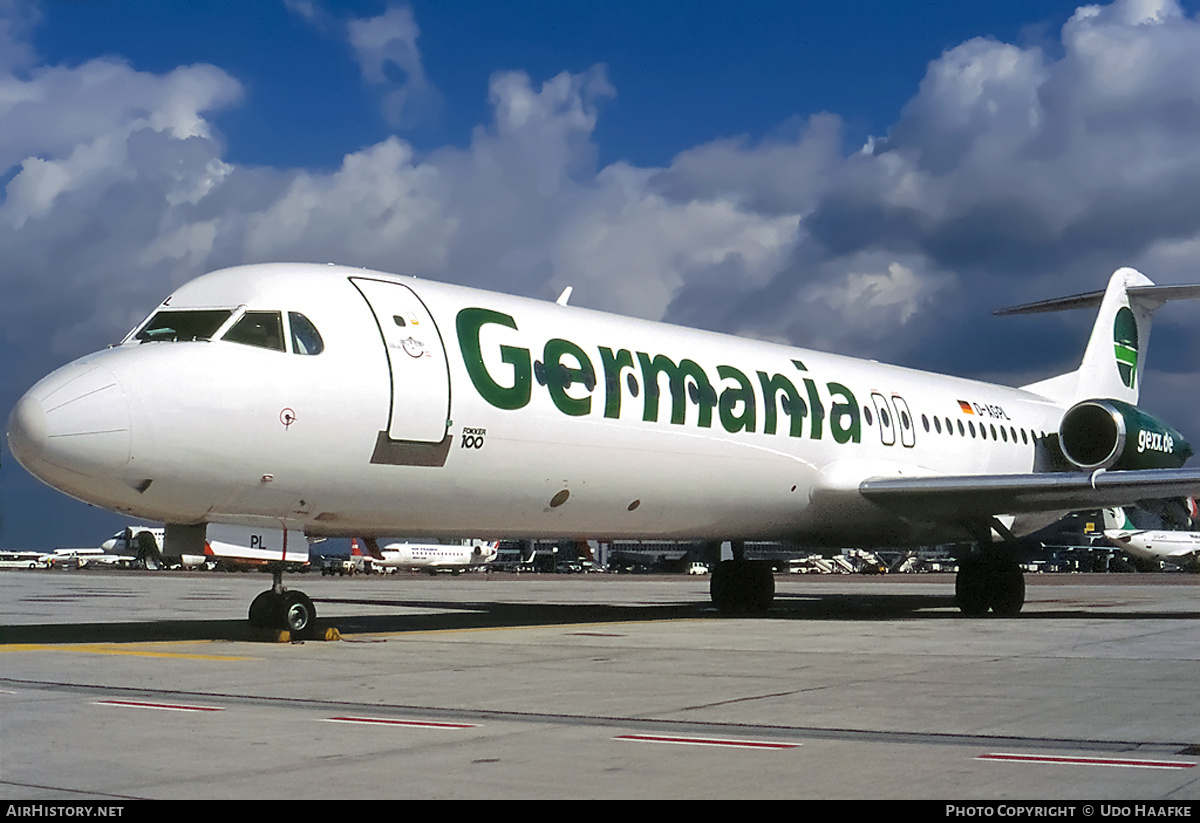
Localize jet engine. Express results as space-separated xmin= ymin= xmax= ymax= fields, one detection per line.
xmin=1058 ymin=399 xmax=1193 ymax=471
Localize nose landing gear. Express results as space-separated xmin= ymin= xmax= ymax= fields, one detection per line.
xmin=708 ymin=540 xmax=775 ymax=614
xmin=249 ymin=565 xmax=316 ymax=639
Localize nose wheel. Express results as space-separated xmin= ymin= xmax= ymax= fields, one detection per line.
xmin=710 ymin=560 xmax=775 ymax=613
xmin=249 ymin=566 xmax=316 ymax=639
xmin=708 ymin=540 xmax=775 ymax=614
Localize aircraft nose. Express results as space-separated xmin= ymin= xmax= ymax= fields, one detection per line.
xmin=8 ymin=362 xmax=131 ymax=479
xmin=8 ymin=390 xmax=48 ymax=467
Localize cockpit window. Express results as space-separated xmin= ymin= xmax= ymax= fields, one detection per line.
xmin=223 ymin=311 xmax=285 ymax=351
xmin=135 ymin=310 xmax=232 ymax=343
xmin=288 ymin=312 xmax=324 ymax=355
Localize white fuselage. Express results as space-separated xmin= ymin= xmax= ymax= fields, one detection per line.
xmin=1104 ymin=528 xmax=1200 ymax=568
xmin=373 ymin=540 xmax=498 ymax=570
xmin=101 ymin=527 xmax=165 ymax=556
xmin=46 ymin=547 xmax=126 ymax=567
xmin=8 ymin=263 xmax=1068 ymax=547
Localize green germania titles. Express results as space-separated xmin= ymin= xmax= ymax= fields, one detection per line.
xmin=456 ymin=307 xmax=861 ymax=443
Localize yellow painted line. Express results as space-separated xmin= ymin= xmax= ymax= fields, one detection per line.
xmin=0 ymin=643 xmax=256 ymax=661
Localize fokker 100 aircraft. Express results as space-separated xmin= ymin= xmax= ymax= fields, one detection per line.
xmin=10 ymin=262 xmax=1200 ymax=637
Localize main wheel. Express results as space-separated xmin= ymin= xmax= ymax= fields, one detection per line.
xmin=281 ymin=590 xmax=316 ymax=639
xmin=989 ymin=563 xmax=1025 ymax=617
xmin=955 ymin=555 xmax=1025 ymax=616
xmin=955 ymin=557 xmax=990 ymax=616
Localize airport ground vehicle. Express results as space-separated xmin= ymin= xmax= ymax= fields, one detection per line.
xmin=0 ymin=551 xmax=49 ymax=569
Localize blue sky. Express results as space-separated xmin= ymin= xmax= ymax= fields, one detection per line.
xmin=31 ymin=1 xmax=1090 ymax=169
xmin=4 ymin=0 xmax=1200 ymax=548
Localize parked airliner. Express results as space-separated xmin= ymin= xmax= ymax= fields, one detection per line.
xmin=10 ymin=262 xmax=1200 ymax=636
xmin=102 ymin=524 xmax=309 ymax=570
xmin=352 ymin=537 xmax=498 ymax=573
xmin=1102 ymin=507 xmax=1200 ymax=572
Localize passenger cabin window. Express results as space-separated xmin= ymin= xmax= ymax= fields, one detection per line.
xmin=289 ymin=312 xmax=324 ymax=355
xmin=135 ymin=310 xmax=232 ymax=343
xmin=223 ymin=311 xmax=285 ymax=352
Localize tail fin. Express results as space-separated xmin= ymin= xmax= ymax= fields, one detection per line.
xmin=1075 ymin=268 xmax=1154 ymax=404
xmin=354 ymin=537 xmax=385 ymax=560
xmin=1101 ymin=507 xmax=1135 ymax=531
xmin=997 ymin=268 xmax=1200 ymax=406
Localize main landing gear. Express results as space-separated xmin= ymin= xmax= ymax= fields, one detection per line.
xmin=249 ymin=564 xmax=316 ymax=639
xmin=709 ymin=541 xmax=775 ymax=614
xmin=954 ymin=518 xmax=1027 ymax=617
xmin=955 ymin=553 xmax=1025 ymax=616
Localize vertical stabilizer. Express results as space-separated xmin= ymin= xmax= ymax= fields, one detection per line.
xmin=1071 ymin=267 xmax=1154 ymax=405
xmin=1007 ymin=268 xmax=1161 ymax=406
xmin=1101 ymin=507 xmax=1135 ymax=531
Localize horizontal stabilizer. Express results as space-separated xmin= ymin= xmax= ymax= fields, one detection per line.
xmin=994 ymin=284 xmax=1200 ymax=316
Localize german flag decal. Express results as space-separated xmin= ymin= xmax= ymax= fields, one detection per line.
xmin=958 ymin=400 xmax=974 ymax=414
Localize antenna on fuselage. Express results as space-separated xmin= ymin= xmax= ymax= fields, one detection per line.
xmin=555 ymin=286 xmax=573 ymax=306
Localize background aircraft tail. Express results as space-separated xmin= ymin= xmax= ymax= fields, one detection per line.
xmin=351 ymin=537 xmax=385 ymax=560
xmin=1101 ymin=507 xmax=1135 ymax=531
xmin=998 ymin=268 xmax=1200 ymax=406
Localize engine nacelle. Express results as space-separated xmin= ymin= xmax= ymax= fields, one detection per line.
xmin=1058 ymin=399 xmax=1193 ymax=471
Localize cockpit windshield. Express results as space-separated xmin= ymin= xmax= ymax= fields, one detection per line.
xmin=223 ymin=311 xmax=285 ymax=351
xmin=132 ymin=307 xmax=324 ymax=355
xmin=134 ymin=310 xmax=232 ymax=343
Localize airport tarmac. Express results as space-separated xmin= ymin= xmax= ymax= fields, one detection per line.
xmin=0 ymin=569 xmax=1198 ymax=800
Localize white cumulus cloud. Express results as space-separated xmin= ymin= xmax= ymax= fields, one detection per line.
xmin=3 ymin=0 xmax=1200 ymax=423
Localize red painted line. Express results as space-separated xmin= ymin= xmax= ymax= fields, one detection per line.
xmin=979 ymin=753 xmax=1196 ymax=770
xmin=323 ymin=716 xmax=477 ymax=729
xmin=95 ymin=699 xmax=222 ymax=712
xmin=615 ymin=733 xmax=798 ymax=750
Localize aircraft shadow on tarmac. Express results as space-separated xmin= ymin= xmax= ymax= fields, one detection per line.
xmin=3 ymin=590 xmax=1197 ymax=644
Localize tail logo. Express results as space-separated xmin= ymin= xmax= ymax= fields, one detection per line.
xmin=1113 ymin=306 xmax=1138 ymax=390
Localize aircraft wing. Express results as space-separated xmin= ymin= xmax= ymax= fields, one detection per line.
xmin=855 ymin=468 xmax=1200 ymax=521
